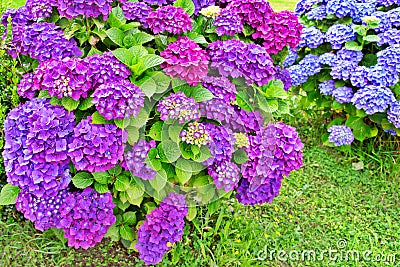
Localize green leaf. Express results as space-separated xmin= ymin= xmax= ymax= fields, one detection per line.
xmin=94 ymin=182 xmax=109 ymax=194
xmin=120 ymin=22 xmax=141 ymax=32
xmin=149 ymin=170 xmax=167 ymax=192
xmin=145 ymin=71 xmax=171 ymax=94
xmin=78 ymin=97 xmax=94 ymax=110
xmin=38 ymin=90 xmax=50 ymax=98
xmin=263 ymin=80 xmax=288 ymax=99
xmin=236 ymin=91 xmax=253 ymax=112
xmin=105 ymin=224 xmax=120 ymax=241
xmin=187 ymin=33 xmax=208 ymax=44
xmin=114 ymin=118 xmax=130 ymax=129
xmin=123 ymin=211 xmax=137 ymax=225
xmin=233 ymin=150 xmax=248 ymax=164
xmin=174 ymin=0 xmax=195 ymax=16
xmin=87 ymin=47 xmax=102 ymax=57
xmin=92 ymin=111 xmax=108 ymax=124
xmin=128 ymin=196 xmax=143 ymax=206
xmin=93 ymin=172 xmax=109 ymax=184
xmin=61 ymin=97 xmax=80 ymax=111
xmin=52 ymin=228 xmax=67 ymax=244
xmin=109 ymin=165 xmax=123 ymax=176
xmin=131 ymin=32 xmax=154 ymax=45
xmin=257 ymin=95 xmax=278 ymax=113
xmin=332 ymin=101 xmax=344 ymax=111
xmin=126 ymin=183 xmax=144 ymax=200
xmin=113 ymin=48 xmax=133 ymax=66
xmin=111 ymin=6 xmax=126 ymax=25
xmin=363 ymin=35 xmax=380 ymax=43
xmin=126 ymin=126 xmax=140 ymax=145
xmin=115 ymin=174 xmax=131 ymax=191
xmin=149 ymin=121 xmax=163 ymax=141
xmin=191 ymin=86 xmax=214 ymax=102
xmin=345 ymin=116 xmax=371 ymax=142
xmin=345 ymin=41 xmax=363 ymax=51
xmin=168 ymin=124 xmax=183 ymax=143
xmin=129 ymin=107 xmax=149 ymax=128
xmin=129 ymin=45 xmax=148 ymax=64
xmin=140 ymin=54 xmax=165 ymax=71
xmin=120 ymin=225 xmax=134 ymax=241
xmin=161 ymin=140 xmax=181 ymax=163
xmin=136 ymin=75 xmax=157 ymax=98
xmin=0 ymin=184 xmax=20 ymax=205
xmin=186 ymin=206 xmax=197 ymax=221
xmin=72 ymin=172 xmax=94 ymax=189
xmin=106 ymin=27 xmax=125 ymax=47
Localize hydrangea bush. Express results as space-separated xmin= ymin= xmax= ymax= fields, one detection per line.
xmin=288 ymin=0 xmax=400 ymax=147
xmin=0 ymin=0 xmax=304 ymax=265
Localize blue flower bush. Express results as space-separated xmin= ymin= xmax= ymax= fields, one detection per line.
xmin=288 ymin=0 xmax=400 ymax=146
xmin=0 ymin=0 xmax=304 ymax=265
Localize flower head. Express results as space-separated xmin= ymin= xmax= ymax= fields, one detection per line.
xmin=201 ymin=76 xmax=236 ymax=104
xmin=326 ymin=24 xmax=356 ymax=49
xmin=122 ymin=140 xmax=157 ymax=180
xmin=351 ymin=85 xmax=396 ymax=115
xmin=180 ymin=122 xmax=211 ymax=146
xmin=158 ymin=92 xmax=200 ymax=123
xmin=214 ymin=9 xmax=243 ymax=36
xmin=147 ymin=6 xmax=192 ymax=34
xmin=208 ymin=161 xmax=240 ymax=191
xmin=327 ymin=125 xmax=354 ymax=146
xmin=121 ymin=2 xmax=152 ymax=27
xmin=57 ymin=0 xmax=113 ymax=20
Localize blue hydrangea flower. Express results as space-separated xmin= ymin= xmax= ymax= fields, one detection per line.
xmin=326 ymin=24 xmax=356 ymax=49
xmin=353 ymin=1 xmax=377 ymax=23
xmin=331 ymin=60 xmax=358 ymax=80
xmin=327 ymin=125 xmax=354 ymax=146
xmin=326 ymin=0 xmax=356 ymax=18
xmin=367 ymin=65 xmax=399 ymax=87
xmin=336 ymin=48 xmax=363 ymax=63
xmin=378 ymin=29 xmax=400 ymax=46
xmin=332 ymin=86 xmax=354 ymax=104
xmin=387 ymin=101 xmax=400 ymax=129
xmin=350 ymin=66 xmax=369 ymax=88
xmin=283 ymin=48 xmax=298 ymax=67
xmin=296 ymin=26 xmax=324 ymax=49
xmin=351 ymin=85 xmax=396 ymax=115
xmin=319 ymin=80 xmax=336 ymax=96
xmin=377 ymin=44 xmax=400 ymax=73
xmin=307 ymin=4 xmax=327 ymax=20
xmin=319 ymin=53 xmax=339 ymax=66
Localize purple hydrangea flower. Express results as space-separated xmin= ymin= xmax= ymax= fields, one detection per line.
xmin=121 ymin=2 xmax=152 ymax=27
xmin=18 ymin=73 xmax=37 ymax=99
xmin=57 ymin=0 xmax=113 ymax=20
xmin=160 ymin=36 xmax=209 ymax=86
xmin=25 ymin=0 xmax=55 ymax=20
xmin=147 ymin=6 xmax=192 ymax=34
xmin=1 ymin=7 xmax=32 ymax=29
xmin=332 ymin=86 xmax=354 ymax=104
xmin=136 ymin=193 xmax=188 ymax=265
xmin=9 ymin=22 xmax=81 ymax=61
xmin=193 ymin=0 xmax=216 ymax=15
xmin=157 ymin=92 xmax=200 ymax=123
xmin=34 ymin=57 xmax=92 ymax=101
xmin=351 ymin=85 xmax=396 ymax=115
xmin=84 ymin=52 xmax=131 ymax=89
xmin=227 ymin=0 xmax=273 ymax=28
xmin=252 ymin=11 xmax=302 ymax=54
xmin=59 ymin=188 xmax=116 ymax=249
xmin=319 ymin=53 xmax=339 ymax=66
xmin=387 ymin=101 xmax=400 ymax=129
xmin=236 ymin=109 xmax=263 ymax=133
xmin=235 ymin=176 xmax=282 ymax=205
xmin=207 ymin=39 xmax=275 ymax=86
xmin=201 ymin=76 xmax=236 ymax=104
xmin=16 ymin=189 xmax=69 ymax=231
xmin=274 ymin=67 xmax=292 ymax=91
xmin=68 ymin=116 xmax=126 ymax=172
xmin=327 ymin=125 xmax=354 ymax=146
xmin=138 ymin=0 xmax=174 ymax=5
xmin=208 ymin=161 xmax=240 ymax=191
xmin=326 ymin=0 xmax=356 ymax=18
xmin=330 ymin=60 xmax=358 ymax=80
xmin=319 ymin=80 xmax=336 ymax=96
xmin=3 ymin=99 xmax=71 ymax=198
xmin=205 ymin=124 xmax=235 ymax=164
xmin=326 ymin=24 xmax=356 ymax=49
xmin=297 ymin=26 xmax=324 ymax=49
xmin=214 ymin=9 xmax=243 ymax=36
xmin=180 ymin=122 xmax=211 ymax=146
xmin=122 ymin=140 xmax=157 ymax=180
xmin=92 ymin=80 xmax=145 ymax=120
xmin=336 ymin=48 xmax=364 ymax=63
xmin=350 ymin=66 xmax=369 ymax=88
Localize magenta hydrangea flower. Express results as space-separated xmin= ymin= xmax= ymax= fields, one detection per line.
xmin=208 ymin=161 xmax=240 ymax=191
xmin=68 ymin=116 xmax=126 ymax=172
xmin=84 ymin=52 xmax=131 ymax=89
xmin=201 ymin=76 xmax=236 ymax=104
xmin=160 ymin=36 xmax=209 ymax=86
xmin=58 ymin=188 xmax=116 ymax=249
xmin=3 ymin=99 xmax=71 ymax=198
xmin=207 ymin=39 xmax=275 ymax=86
xmin=136 ymin=193 xmax=188 ymax=265
xmin=57 ymin=0 xmax=113 ymax=20
xmin=227 ymin=0 xmax=274 ymax=28
xmin=214 ymin=9 xmax=243 ymax=36
xmin=122 ymin=140 xmax=157 ymax=180
xmin=16 ymin=189 xmax=69 ymax=231
xmin=157 ymin=92 xmax=200 ymax=123
xmin=92 ymin=80 xmax=145 ymax=120
xmin=34 ymin=57 xmax=92 ymax=101
xmin=8 ymin=22 xmax=81 ymax=61
xmin=147 ymin=6 xmax=192 ymax=34
xmin=253 ymin=10 xmax=303 ymax=54
xmin=121 ymin=2 xmax=152 ymax=27
xmin=18 ymin=73 xmax=37 ymax=99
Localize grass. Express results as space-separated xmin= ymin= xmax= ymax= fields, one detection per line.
xmin=269 ymin=0 xmax=297 ymax=11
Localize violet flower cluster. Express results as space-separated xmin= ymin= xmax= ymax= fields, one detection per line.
xmin=121 ymin=1 xmax=152 ymax=27
xmin=147 ymin=6 xmax=192 ymax=34
xmin=180 ymin=122 xmax=211 ymax=146
xmin=157 ymin=92 xmax=200 ymax=123
xmin=214 ymin=9 xmax=243 ymax=36
xmin=327 ymin=125 xmax=354 ymax=146
xmin=136 ymin=193 xmax=188 ymax=265
xmin=57 ymin=0 xmax=113 ymax=20
xmin=201 ymin=76 xmax=237 ymax=104
xmin=160 ymin=36 xmax=209 ymax=86
xmin=122 ymin=140 xmax=157 ymax=180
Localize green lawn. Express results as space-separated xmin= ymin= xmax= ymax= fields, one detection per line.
xmin=269 ymin=0 xmax=297 ymax=11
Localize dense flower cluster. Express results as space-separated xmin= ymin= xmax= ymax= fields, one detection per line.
xmin=122 ymin=140 xmax=157 ymax=180
xmin=160 ymin=36 xmax=209 ymax=86
xmin=92 ymin=80 xmax=145 ymax=120
xmin=289 ymin=54 xmax=321 ymax=86
xmin=121 ymin=2 xmax=152 ymax=27
xmin=201 ymin=76 xmax=236 ymax=103
xmin=325 ymin=24 xmax=355 ymax=49
xmin=68 ymin=116 xmax=126 ymax=172
xmin=206 ymin=124 xmax=235 ymax=163
xmin=25 ymin=0 xmax=55 ymax=19
xmin=274 ymin=67 xmax=292 ymax=91
xmin=296 ymin=26 xmax=324 ymax=49
xmin=158 ymin=92 xmax=200 ymax=123
xmin=207 ymin=39 xmax=275 ymax=86
xmin=351 ymin=85 xmax=396 ymax=115
xmin=208 ymin=161 xmax=240 ymax=191
xmin=16 ymin=189 xmax=68 ymax=231
xmin=34 ymin=57 xmax=92 ymax=101
xmin=214 ymin=9 xmax=243 ymax=36
xmin=3 ymin=99 xmax=72 ymax=198
xmin=136 ymin=193 xmax=188 ymax=265
xmin=57 ymin=0 xmax=113 ymax=20
xmin=17 ymin=73 xmax=36 ymax=99
xmin=147 ymin=6 xmax=192 ymax=34
xmin=59 ymin=188 xmax=116 ymax=249
xmin=319 ymin=80 xmax=336 ymax=95
xmin=388 ymin=101 xmax=400 ymax=128
xmin=327 ymin=125 xmax=354 ymax=146
xmin=180 ymin=122 xmax=211 ymax=146
xmin=227 ymin=0 xmax=273 ymax=28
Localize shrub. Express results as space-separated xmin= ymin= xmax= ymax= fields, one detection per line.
xmin=0 ymin=0 xmax=304 ymax=265
xmin=288 ymin=0 xmax=400 ymax=146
